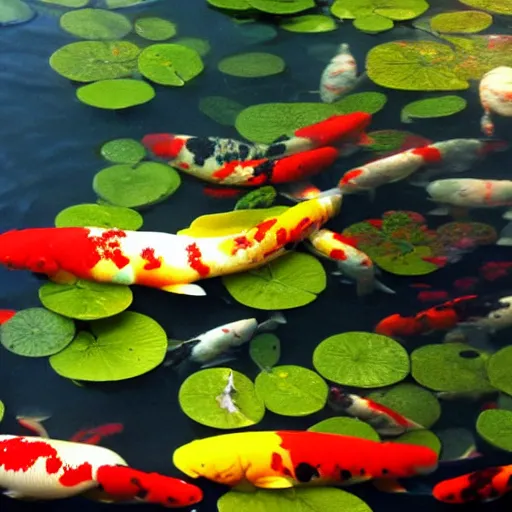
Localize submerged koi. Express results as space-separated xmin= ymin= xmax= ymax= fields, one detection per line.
xmin=479 ymin=66 xmax=512 ymax=136
xmin=69 ymin=424 xmax=124 ymax=446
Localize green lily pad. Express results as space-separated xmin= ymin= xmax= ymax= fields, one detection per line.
xmin=39 ymin=280 xmax=133 ymax=321
xmin=206 ymin=0 xmax=251 ymax=10
xmin=199 ymin=96 xmax=245 ymax=127
xmin=367 ymin=383 xmax=441 ymax=428
xmin=41 ymin=0 xmax=89 ymax=6
xmin=104 ymin=0 xmax=148 ymax=7
xmin=0 ymin=308 xmax=75 ymax=357
xmin=49 ymin=41 xmax=140 ymax=83
xmin=364 ymin=130 xmax=432 ymax=153
xmin=223 ymin=252 xmax=326 ymax=310
xmin=138 ymin=43 xmax=204 ymax=86
xmin=280 ymin=14 xmax=337 ymax=33
xmin=134 ymin=17 xmax=176 ymax=41
xmin=55 ymin=203 xmax=143 ymax=230
xmin=178 ymin=368 xmax=265 ymax=429
xmin=486 ymin=346 xmax=512 ymax=396
xmin=430 ymin=11 xmax=493 ymax=34
xmin=218 ymin=52 xmax=285 ymax=78
xmin=476 ymin=409 xmax=512 ymax=451
xmin=93 ymin=162 xmax=181 ymax=208
xmin=436 ymin=427 xmax=477 ymax=460
xmin=411 ymin=343 xmax=494 ymax=392
xmin=313 ymin=332 xmax=410 ymax=388
xmin=0 ymin=0 xmax=35 ymax=25
xmin=308 ymin=417 xmax=380 ymax=441
xmin=458 ymin=0 xmax=512 ymax=15
xmin=173 ymin=37 xmax=210 ymax=57
xmin=401 ymin=96 xmax=467 ymax=123
xmin=249 ymin=333 xmax=280 ymax=370
xmin=254 ymin=365 xmax=328 ymax=416
xmin=49 ymin=312 xmax=167 ymax=381
xmin=76 ymin=79 xmax=155 ymax=110
xmin=0 ymin=401 xmax=4 ymax=422
xmin=497 ymin=393 xmax=512 ymax=410
xmin=374 ymin=247 xmax=440 ymax=276
xmin=235 ymin=186 xmax=277 ymax=210
xmin=248 ymin=0 xmax=315 ymax=14
xmin=235 ymin=22 xmax=277 ymax=44
xmin=235 ymin=92 xmax=387 ymax=144
xmin=354 ymin=14 xmax=394 ymax=33
xmin=218 ymin=487 xmax=372 ymax=512
xmin=100 ymin=138 xmax=146 ymax=164
xmin=366 ymin=41 xmax=470 ymax=91
xmin=60 ymin=8 xmax=132 ymax=40
xmin=393 ymin=430 xmax=442 ymax=454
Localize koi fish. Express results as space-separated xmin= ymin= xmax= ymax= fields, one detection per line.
xmin=480 ymin=261 xmax=512 ymax=281
xmin=69 ymin=424 xmax=124 ymax=446
xmin=0 ymin=309 xmax=16 ymax=324
xmin=319 ymin=43 xmax=359 ymax=103
xmin=417 ymin=290 xmax=450 ymax=303
xmin=0 ymin=192 xmax=342 ymax=296
xmin=164 ymin=312 xmax=286 ymax=368
xmin=305 ymin=229 xmax=394 ymax=296
xmin=216 ymin=370 xmax=238 ymax=414
xmin=172 ymin=431 xmax=439 ymax=489
xmin=479 ymin=66 xmax=512 ymax=136
xmin=328 ymin=387 xmax=424 ymax=436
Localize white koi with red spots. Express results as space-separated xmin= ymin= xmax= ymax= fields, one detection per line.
xmin=479 ymin=66 xmax=512 ymax=136
xmin=320 ymin=43 xmax=358 ymax=104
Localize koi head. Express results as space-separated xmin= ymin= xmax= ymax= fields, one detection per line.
xmin=426 ymin=179 xmax=468 ymax=203
xmin=141 ymin=134 xmax=186 ymax=160
xmin=327 ymin=386 xmax=354 ymax=412
xmin=215 ymin=318 xmax=259 ymax=347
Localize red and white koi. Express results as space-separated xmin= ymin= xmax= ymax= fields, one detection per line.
xmin=479 ymin=66 xmax=512 ymax=136
xmin=328 ymin=387 xmax=424 ymax=436
xmin=0 ymin=193 xmax=342 ymax=296
xmin=305 ymin=229 xmax=394 ymax=296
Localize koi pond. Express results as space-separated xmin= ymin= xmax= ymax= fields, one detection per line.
xmin=1 ymin=0 xmax=512 ymax=511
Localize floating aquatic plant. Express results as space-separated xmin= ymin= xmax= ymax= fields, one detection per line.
xmin=59 ymin=8 xmax=132 ymax=40
xmin=400 ymin=96 xmax=467 ymax=123
xmin=55 ymin=203 xmax=143 ymax=230
xmin=41 ymin=0 xmax=89 ymax=6
xmin=487 ymin=346 xmax=512 ymax=396
xmin=218 ymin=52 xmax=285 ymax=78
xmin=308 ymin=417 xmax=380 ymax=441
xmin=353 ymin=14 xmax=394 ymax=33
xmin=77 ymin=79 xmax=155 ymax=109
xmin=249 ymin=333 xmax=280 ymax=370
xmin=436 ymin=221 xmax=497 ymax=256
xmin=134 ymin=17 xmax=177 ymax=41
xmin=458 ymin=0 xmax=512 ymax=15
xmin=247 ymin=0 xmax=315 ymax=15
xmin=429 ymin=10 xmax=493 ymax=34
xmin=178 ymin=368 xmax=265 ymax=429
xmin=234 ymin=186 xmax=277 ymax=210
xmin=100 ymin=138 xmax=146 ymax=165
xmin=279 ymin=15 xmax=337 ymax=33
xmin=476 ymin=409 xmax=512 ymax=451
xmin=313 ymin=332 xmax=410 ymax=388
xmin=199 ymin=96 xmax=245 ymax=127
xmin=174 ymin=37 xmax=211 ymax=57
xmin=393 ymin=430 xmax=441 ymax=454
xmin=364 ymin=130 xmax=432 ymax=154
xmin=0 ymin=401 xmax=4 ymax=422
xmin=0 ymin=0 xmax=35 ymax=25
xmin=234 ymin=21 xmax=277 ymax=44
xmin=436 ymin=427 xmax=477 ymax=461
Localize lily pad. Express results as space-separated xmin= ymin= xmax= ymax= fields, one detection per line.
xmin=103 ymin=0 xmax=149 ymax=7
xmin=374 ymin=247 xmax=440 ymax=276
xmin=430 ymin=10 xmax=493 ymax=34
xmin=458 ymin=0 xmax=512 ymax=15
xmin=49 ymin=312 xmax=167 ymax=381
xmin=76 ymin=79 xmax=155 ymax=110
xmin=0 ymin=308 xmax=75 ymax=357
xmin=93 ymin=162 xmax=181 ymax=208
xmin=280 ymin=14 xmax=337 ymax=33
xmin=199 ymin=96 xmax=245 ymax=127
xmin=222 ymin=252 xmax=326 ymax=310
xmin=401 ymin=96 xmax=467 ymax=123
xmin=55 ymin=203 xmax=143 ymax=230
xmin=173 ymin=37 xmax=210 ymax=57
xmin=308 ymin=417 xmax=380 ymax=441
xmin=235 ymin=186 xmax=277 ymax=210
xmin=0 ymin=401 xmax=4 ymax=422
xmin=249 ymin=333 xmax=280 ymax=370
xmin=248 ymin=0 xmax=315 ymax=15
xmin=0 ymin=0 xmax=35 ymax=25
xmin=437 ymin=221 xmax=497 ymax=250
xmin=218 ymin=52 xmax=285 ymax=78
xmin=436 ymin=427 xmax=477 ymax=460
xmin=218 ymin=487 xmax=372 ymax=512
xmin=49 ymin=41 xmax=140 ymax=83
xmin=235 ymin=22 xmax=277 ymax=44
xmin=138 ymin=43 xmax=204 ymax=86
xmin=411 ymin=343 xmax=494 ymax=392
xmin=178 ymin=368 xmax=265 ymax=429
xmin=394 ymin=430 xmax=442 ymax=454
xmin=364 ymin=130 xmax=432 ymax=153
xmin=313 ymin=332 xmax=410 ymax=388
xmin=367 ymin=383 xmax=441 ymax=428
xmin=60 ymin=8 xmax=132 ymax=40
xmin=134 ymin=17 xmax=176 ymax=41
xmin=41 ymin=0 xmax=89 ymax=6
xmin=476 ymin=409 xmax=512 ymax=451
xmin=39 ymin=280 xmax=133 ymax=321
xmin=206 ymin=0 xmax=251 ymax=10
xmin=487 ymin=346 xmax=512 ymax=396
xmin=100 ymin=138 xmax=146 ymax=164
xmin=254 ymin=365 xmax=328 ymax=416
xmin=354 ymin=14 xmax=394 ymax=33
xmin=366 ymin=41 xmax=470 ymax=91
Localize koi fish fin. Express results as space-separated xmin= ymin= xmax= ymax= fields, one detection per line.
xmin=167 ymin=338 xmax=185 ymax=349
xmin=257 ymin=311 xmax=286 ymax=332
xmin=279 ymin=181 xmax=322 ymax=202
xmin=16 ymin=415 xmax=51 ymax=438
xmin=497 ymin=222 xmax=512 ymax=245
xmin=3 ymin=490 xmax=32 ymax=500
xmin=163 ymin=341 xmax=196 ymax=367
xmin=373 ymin=478 xmax=408 ymax=494
xmin=375 ymin=280 xmax=396 ymax=294
xmin=501 ymin=210 xmax=512 ymax=221
xmin=253 ymin=476 xmax=294 ymax=489
xmin=374 ymin=478 xmax=433 ymax=496
xmin=199 ymin=354 xmax=238 ymax=368
xmin=160 ymin=283 xmax=207 ymax=296
xmin=49 ymin=270 xmax=78 ymax=285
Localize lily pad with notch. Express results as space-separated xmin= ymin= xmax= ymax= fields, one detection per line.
xmin=401 ymin=96 xmax=467 ymax=123
xmin=249 ymin=333 xmax=280 ymax=370
xmin=59 ymin=8 xmax=132 ymax=40
xmin=308 ymin=417 xmax=380 ymax=441
xmin=476 ymin=409 xmax=512 ymax=451
xmin=55 ymin=203 xmax=143 ymax=230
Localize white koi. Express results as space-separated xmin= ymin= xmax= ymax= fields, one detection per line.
xmin=479 ymin=66 xmax=512 ymax=136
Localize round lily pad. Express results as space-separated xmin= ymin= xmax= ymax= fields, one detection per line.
xmin=430 ymin=10 xmax=493 ymax=34
xmin=55 ymin=203 xmax=143 ymax=230
xmin=41 ymin=0 xmax=89 ymax=6
xmin=393 ymin=430 xmax=441 ymax=455
xmin=366 ymin=41 xmax=469 ymax=91
xmin=308 ymin=417 xmax=380 ymax=441
xmin=60 ymin=8 xmax=132 ymax=40
xmin=353 ymin=14 xmax=394 ymax=33
xmin=331 ymin=0 xmax=429 ymax=22
xmin=248 ymin=0 xmax=315 ymax=14
xmin=235 ymin=22 xmax=277 ymax=44
xmin=364 ymin=130 xmax=432 ymax=153
xmin=173 ymin=37 xmax=210 ymax=57
xmin=249 ymin=333 xmax=280 ymax=370
xmin=411 ymin=343 xmax=494 ymax=392
xmin=206 ymin=0 xmax=251 ymax=10
xmin=436 ymin=427 xmax=477 ymax=461
xmin=199 ymin=96 xmax=245 ymax=127
xmin=138 ymin=43 xmax=204 ymax=86
xmin=254 ymin=365 xmax=328 ymax=416
xmin=367 ymin=383 xmax=441 ymax=428
xmin=222 ymin=252 xmax=326 ymax=310
xmin=0 ymin=308 xmax=75 ymax=357
xmin=401 ymin=96 xmax=467 ymax=123
xmin=313 ymin=332 xmax=410 ymax=388
xmin=280 ymin=14 xmax=337 ymax=33
xmin=0 ymin=0 xmax=35 ymax=25
xmin=39 ymin=280 xmax=133 ymax=321
xmin=104 ymin=0 xmax=147 ymax=7
xmin=234 ymin=186 xmax=276 ymax=210
xmin=49 ymin=41 xmax=140 ymax=83
xmin=100 ymin=138 xmax=146 ymax=165
xmin=49 ymin=312 xmax=167 ymax=381
xmin=0 ymin=401 xmax=4 ymax=422
xmin=488 ymin=346 xmax=512 ymax=396
xmin=218 ymin=52 xmax=285 ymax=78
xmin=458 ymin=0 xmax=512 ymax=15
xmin=134 ymin=17 xmax=176 ymax=41
xmin=476 ymin=409 xmax=512 ymax=451
xmin=374 ymin=248 xmax=440 ymax=276
xmin=178 ymin=368 xmax=265 ymax=429
xmin=93 ymin=161 xmax=181 ymax=208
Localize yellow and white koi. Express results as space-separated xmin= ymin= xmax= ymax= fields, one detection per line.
xmin=479 ymin=66 xmax=512 ymax=136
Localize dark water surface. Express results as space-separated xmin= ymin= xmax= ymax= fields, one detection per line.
xmin=1 ymin=0 xmax=512 ymax=510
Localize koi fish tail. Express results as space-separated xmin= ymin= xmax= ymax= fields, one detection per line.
xmin=163 ymin=342 xmax=195 ymax=368
xmin=257 ymin=311 xmax=287 ymax=332
xmin=375 ymin=280 xmax=396 ymax=295
xmin=279 ymin=182 xmax=323 ymax=202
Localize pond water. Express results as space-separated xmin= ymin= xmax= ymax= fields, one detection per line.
xmin=1 ymin=0 xmax=512 ymax=511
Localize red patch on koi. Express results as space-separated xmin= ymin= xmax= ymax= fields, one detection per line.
xmin=417 ymin=291 xmax=450 ymax=302
xmin=212 ymin=160 xmax=248 ymax=180
xmin=46 ymin=456 xmax=63 ymax=474
xmin=222 ymin=328 xmax=229 ymax=333
xmin=179 ymin=162 xmax=190 ymax=170
xmin=339 ymin=169 xmax=364 ymax=186
xmin=232 ymin=236 xmax=252 ymax=255
xmin=330 ymin=249 xmax=347 ymax=260
xmin=422 ymin=256 xmax=448 ymax=267
xmin=59 ymin=462 xmax=93 ymax=487
xmin=91 ymin=229 xmax=130 ymax=270
xmin=332 ymin=232 xmax=359 ymax=247
xmin=140 ymin=248 xmax=162 ymax=271
xmin=0 ymin=309 xmax=16 ymax=324
xmin=254 ymin=218 xmax=278 ymax=242
xmin=411 ymin=146 xmax=443 ymax=163
xmin=185 ymin=243 xmax=210 ymax=277
xmin=141 ymin=134 xmax=185 ymax=159
xmin=0 ymin=437 xmax=60 ymax=473
xmin=203 ymin=187 xmax=242 ymax=198
xmin=289 ymin=217 xmax=313 ymax=242
xmin=276 ymin=228 xmax=287 ymax=245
